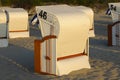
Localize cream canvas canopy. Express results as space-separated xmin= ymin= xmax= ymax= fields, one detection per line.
xmin=75 ymin=6 xmax=95 ymax=37
xmin=34 ymin=5 xmax=92 ymax=76
xmin=0 ymin=9 xmax=8 ymax=47
xmin=107 ymin=3 xmax=120 ymax=46
xmin=32 ymin=5 xmax=95 ymax=37
xmin=1 ymin=8 xmax=29 ymax=38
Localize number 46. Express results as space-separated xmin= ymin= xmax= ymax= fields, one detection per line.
xmin=39 ymin=10 xmax=47 ymax=20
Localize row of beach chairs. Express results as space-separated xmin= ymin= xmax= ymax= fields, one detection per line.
xmin=33 ymin=5 xmax=95 ymax=75
xmin=0 ymin=3 xmax=119 ymax=76
xmin=0 ymin=5 xmax=95 ymax=76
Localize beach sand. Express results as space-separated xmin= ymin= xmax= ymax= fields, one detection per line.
xmin=0 ymin=11 xmax=120 ymax=80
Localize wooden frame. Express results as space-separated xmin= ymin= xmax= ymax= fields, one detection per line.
xmin=107 ymin=21 xmax=120 ymax=46
xmin=9 ymin=30 xmax=29 ymax=32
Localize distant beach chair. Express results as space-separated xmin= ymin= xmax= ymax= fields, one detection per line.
xmin=0 ymin=9 xmax=8 ymax=47
xmin=1 ymin=8 xmax=29 ymax=38
xmin=33 ymin=5 xmax=95 ymax=76
xmin=107 ymin=3 xmax=120 ymax=46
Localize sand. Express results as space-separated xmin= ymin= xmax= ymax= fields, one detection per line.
xmin=0 ymin=11 xmax=120 ymax=80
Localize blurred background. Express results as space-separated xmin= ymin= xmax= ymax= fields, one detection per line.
xmin=0 ymin=0 xmax=119 ymax=10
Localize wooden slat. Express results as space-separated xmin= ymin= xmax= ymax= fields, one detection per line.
xmin=34 ymin=40 xmax=41 ymax=73
xmin=46 ymin=40 xmax=49 ymax=73
xmin=109 ymin=21 xmax=120 ymax=27
xmin=42 ymin=35 xmax=57 ymax=41
xmin=89 ymin=28 xmax=94 ymax=30
xmin=57 ymin=53 xmax=87 ymax=61
xmin=9 ymin=30 xmax=29 ymax=32
xmin=45 ymin=56 xmax=51 ymax=60
xmin=107 ymin=25 xmax=112 ymax=46
xmin=34 ymin=35 xmax=57 ymax=74
xmin=49 ymin=39 xmax=52 ymax=73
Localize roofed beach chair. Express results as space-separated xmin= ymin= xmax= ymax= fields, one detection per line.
xmin=33 ymin=5 xmax=95 ymax=76
xmin=1 ymin=8 xmax=29 ymax=38
xmin=107 ymin=3 xmax=120 ymax=46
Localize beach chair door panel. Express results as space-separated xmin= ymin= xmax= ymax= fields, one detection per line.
xmin=41 ymin=39 xmax=56 ymax=74
xmin=34 ymin=38 xmax=56 ymax=75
